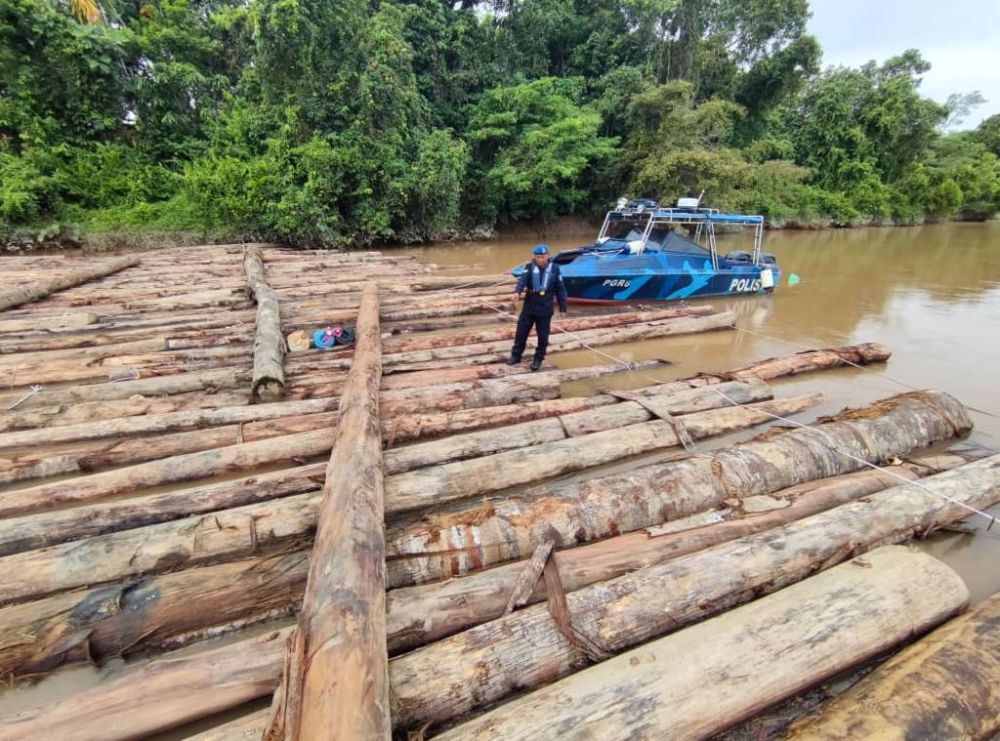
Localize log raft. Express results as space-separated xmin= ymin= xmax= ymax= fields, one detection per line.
xmin=0 ymin=243 xmax=992 ymax=741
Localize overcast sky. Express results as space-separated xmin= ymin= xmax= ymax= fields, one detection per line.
xmin=808 ymin=0 xmax=1000 ymax=129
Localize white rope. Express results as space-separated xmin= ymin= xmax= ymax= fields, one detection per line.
xmin=484 ymin=302 xmax=638 ymax=370
xmin=5 ymin=384 xmax=42 ymax=411
xmin=701 ymin=382 xmax=999 ymax=530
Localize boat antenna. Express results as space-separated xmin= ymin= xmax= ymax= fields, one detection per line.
xmin=696 ymin=190 xmax=705 ymax=207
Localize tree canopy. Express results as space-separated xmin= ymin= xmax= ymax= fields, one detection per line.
xmin=1 ymin=0 xmax=997 ymax=246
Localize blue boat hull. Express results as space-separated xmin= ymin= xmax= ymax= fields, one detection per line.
xmin=525 ymin=250 xmax=779 ymax=303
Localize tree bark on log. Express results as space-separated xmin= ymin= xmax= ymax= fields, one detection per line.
xmin=0 ymin=551 xmax=309 ymax=677
xmin=787 ymin=591 xmax=1000 ymax=741
xmin=384 ymin=394 xmax=822 ymax=515
xmin=0 ymin=397 xmax=816 ymax=607
xmin=707 ymin=342 xmax=891 ymax=380
xmin=244 ymin=245 xmax=285 ymax=402
xmin=264 ymin=283 xmax=390 ymax=741
xmin=0 ymin=463 xmax=327 ymax=557
xmin=387 ymin=454 xmax=1000 ymax=731
xmin=0 ymin=368 xmax=576 ymax=516
xmin=434 ymin=547 xmax=968 ymax=741
xmin=0 ymin=256 xmax=140 ymax=312
xmin=0 ymin=397 xmax=340 ymax=449
xmin=0 ymin=394 xmax=624 ymax=558
xmin=381 ymin=378 xmax=771 ymax=475
xmin=0 ymin=453 xmax=974 ymax=678
xmin=0 ymin=628 xmax=291 ymax=741
xmin=385 ymin=390 xmax=972 ymax=587
xmin=384 ymin=451 xmax=977 ymax=653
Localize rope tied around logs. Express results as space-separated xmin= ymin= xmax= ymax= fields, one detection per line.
xmin=505 ymin=540 xmax=612 ymax=664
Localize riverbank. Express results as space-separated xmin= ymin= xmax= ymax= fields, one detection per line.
xmin=3 ymin=211 xmax=995 ymax=255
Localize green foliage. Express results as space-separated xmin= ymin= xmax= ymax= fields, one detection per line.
xmin=1 ymin=0 xmax=998 ymax=245
xmin=466 ymin=78 xmax=618 ymax=222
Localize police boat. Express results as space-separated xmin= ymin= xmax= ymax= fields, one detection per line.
xmin=513 ymin=197 xmax=779 ymax=303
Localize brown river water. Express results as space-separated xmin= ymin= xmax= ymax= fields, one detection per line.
xmin=399 ymin=221 xmax=1000 ymax=603
xmin=1 ymin=222 xmax=998 ymax=730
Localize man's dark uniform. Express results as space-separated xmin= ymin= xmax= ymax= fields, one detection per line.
xmin=510 ymin=258 xmax=568 ymax=369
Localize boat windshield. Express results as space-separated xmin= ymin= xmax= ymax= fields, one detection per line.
xmin=602 ymin=220 xmax=710 ymax=256
xmin=605 ymin=221 xmax=646 ymax=242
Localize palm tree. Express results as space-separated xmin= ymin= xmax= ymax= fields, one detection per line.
xmin=68 ymin=0 xmax=102 ymax=23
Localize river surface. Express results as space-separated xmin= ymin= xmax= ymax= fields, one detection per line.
xmin=399 ymin=221 xmax=1000 ymax=603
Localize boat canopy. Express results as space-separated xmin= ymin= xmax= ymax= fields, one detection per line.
xmin=596 ymin=199 xmax=766 ymax=269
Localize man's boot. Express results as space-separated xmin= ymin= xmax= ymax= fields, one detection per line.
xmin=507 ymin=355 xmax=521 ymax=365
xmin=530 ymin=359 xmax=542 ymax=371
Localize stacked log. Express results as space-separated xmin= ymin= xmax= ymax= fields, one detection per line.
xmin=787 ymin=590 xmax=1000 ymax=740
xmin=434 ymin=546 xmax=969 ymax=741
xmin=1 ymin=456 xmax=998 ymax=739
xmin=385 ymin=390 xmax=971 ymax=586
xmin=0 ymin=241 xmax=991 ymax=741
xmin=0 ymin=255 xmax=140 ymax=312
xmin=389 ymin=453 xmax=1000 ymax=731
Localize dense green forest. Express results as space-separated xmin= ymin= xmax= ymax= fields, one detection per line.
xmin=2 ymin=0 xmax=999 ymax=247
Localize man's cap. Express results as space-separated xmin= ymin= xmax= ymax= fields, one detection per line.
xmin=533 ymin=244 xmax=550 ymax=255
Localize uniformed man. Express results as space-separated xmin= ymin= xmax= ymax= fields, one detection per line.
xmin=508 ymin=244 xmax=568 ymax=371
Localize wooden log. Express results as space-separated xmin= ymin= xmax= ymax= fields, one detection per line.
xmin=0 ymin=551 xmax=309 ymax=677
xmin=0 ymin=311 xmax=100 ymax=333
xmin=265 ymin=283 xmax=390 ymax=740
xmin=387 ymin=454 xmax=1000 ymax=731
xmin=0 ymin=628 xmax=292 ymax=741
xmin=380 ymin=378 xmax=772 ymax=475
xmin=0 ymin=391 xmax=252 ymax=433
xmin=786 ymin=591 xmax=1000 ymax=740
xmin=383 ymin=394 xmax=822 ymax=515
xmin=434 ymin=547 xmax=969 ymax=741
xmin=244 ymin=244 xmax=286 ymax=402
xmin=0 ymin=411 xmax=339 ymax=485
xmin=0 ymin=463 xmax=327 ymax=557
xmin=710 ymin=342 xmax=891 ymax=380
xmin=188 ymin=710 xmax=271 ymax=741
xmin=0 ymin=366 xmax=251 ymax=411
xmin=0 ymin=369 xmax=570 ymax=516
xmin=385 ymin=451 xmax=977 ymax=653
xmin=0 ymin=255 xmax=140 ymax=312
xmin=379 ymin=358 xmax=664 ymax=390
xmin=379 ymin=306 xmax=714 ymax=353
xmin=0 ymin=397 xmax=341 ymax=449
xmin=0 ymin=336 xmax=168 ymax=368
xmin=378 ymin=311 xmax=736 ymax=369
xmin=385 ymin=390 xmax=972 ymax=586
